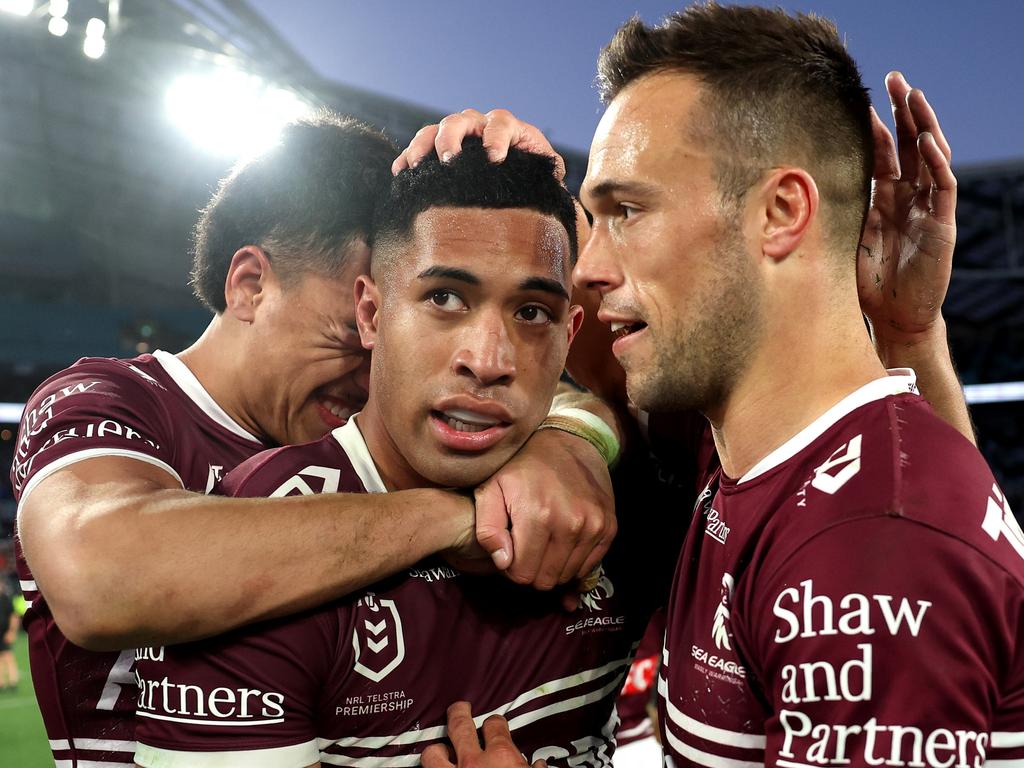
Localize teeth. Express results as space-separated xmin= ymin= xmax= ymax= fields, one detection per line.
xmin=444 ymin=416 xmax=491 ymax=433
xmin=442 ymin=409 xmax=500 ymax=427
xmin=322 ymin=400 xmax=354 ymax=421
xmin=610 ymin=322 xmax=626 ymax=332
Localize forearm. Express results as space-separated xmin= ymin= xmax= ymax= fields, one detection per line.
xmin=24 ymin=481 xmax=470 ymax=649
xmin=874 ymin=318 xmax=975 ymax=445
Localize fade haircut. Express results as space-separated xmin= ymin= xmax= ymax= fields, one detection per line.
xmin=597 ymin=2 xmax=874 ymax=256
xmin=371 ymin=137 xmax=578 ymax=274
xmin=191 ymin=110 xmax=397 ymax=312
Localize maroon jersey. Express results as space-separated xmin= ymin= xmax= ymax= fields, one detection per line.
xmin=659 ymin=373 xmax=1024 ymax=768
xmin=10 ymin=350 xmax=265 ymax=767
xmin=134 ymin=418 xmax=663 ymax=767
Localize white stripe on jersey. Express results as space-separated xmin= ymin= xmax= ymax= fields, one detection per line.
xmin=19 ymin=580 xmax=36 ymax=592
xmin=49 ymin=737 xmax=136 ymax=753
xmin=993 ymin=732 xmax=1024 ymax=748
xmin=321 ymin=754 xmax=420 ymax=768
xmin=137 ymin=710 xmax=285 ymax=727
xmin=658 ymin=676 xmax=766 ymax=749
xmin=661 ymin=725 xmax=763 ymax=768
xmin=318 ymin=653 xmax=633 ymax=750
xmin=506 ymin=672 xmax=626 ymax=732
xmin=18 ymin=447 xmax=184 ymax=510
xmin=983 ymin=762 xmax=1024 ymax=768
xmin=74 ymin=738 xmax=137 ymax=752
xmin=135 ymin=740 xmax=318 ymax=768
xmin=617 ymin=717 xmax=653 ymax=741
xmin=55 ymin=762 xmax=134 ymax=768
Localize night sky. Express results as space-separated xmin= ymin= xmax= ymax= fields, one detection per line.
xmin=247 ymin=0 xmax=1023 ymax=167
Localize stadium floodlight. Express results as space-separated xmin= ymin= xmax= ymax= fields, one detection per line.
xmin=165 ymin=69 xmax=313 ymax=157
xmin=85 ymin=16 xmax=104 ymax=37
xmin=83 ymin=33 xmax=105 ymax=58
xmin=49 ymin=0 xmax=68 ymax=17
xmin=47 ymin=15 xmax=68 ymax=35
xmin=0 ymin=0 xmax=33 ymax=16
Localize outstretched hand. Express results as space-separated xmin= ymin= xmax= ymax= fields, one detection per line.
xmin=858 ymin=71 xmax=957 ymax=345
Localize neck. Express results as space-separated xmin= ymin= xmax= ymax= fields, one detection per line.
xmin=355 ymin=396 xmax=433 ymax=492
xmin=709 ymin=277 xmax=886 ymax=480
xmin=177 ymin=315 xmax=266 ymax=441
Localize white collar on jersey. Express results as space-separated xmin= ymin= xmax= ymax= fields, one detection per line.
xmin=737 ymin=368 xmax=919 ymax=485
xmin=152 ymin=349 xmax=262 ymax=444
xmin=331 ymin=416 xmax=387 ymax=493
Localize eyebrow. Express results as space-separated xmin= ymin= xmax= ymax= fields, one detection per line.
xmin=519 ymin=276 xmax=570 ymax=301
xmin=584 ymin=179 xmax=660 ymax=201
xmin=417 ymin=266 xmax=481 ymax=285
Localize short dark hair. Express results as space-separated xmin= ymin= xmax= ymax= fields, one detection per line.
xmin=191 ymin=111 xmax=397 ymax=312
xmin=372 ymin=137 xmax=578 ymax=270
xmin=597 ymin=2 xmax=873 ymax=254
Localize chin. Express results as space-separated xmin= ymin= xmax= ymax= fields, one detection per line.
xmin=420 ymin=454 xmax=508 ymax=490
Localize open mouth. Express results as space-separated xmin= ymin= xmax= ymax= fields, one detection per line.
xmin=429 ymin=408 xmax=513 ymax=451
xmin=317 ymin=396 xmax=359 ymax=428
xmin=610 ymin=320 xmax=648 ymax=340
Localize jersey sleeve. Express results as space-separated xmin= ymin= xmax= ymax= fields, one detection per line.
xmin=732 ymin=515 xmax=1024 ymax=768
xmin=133 ymin=611 xmax=338 ymax=767
xmin=11 ymin=362 xmax=179 ymax=504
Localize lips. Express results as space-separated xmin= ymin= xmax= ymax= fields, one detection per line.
xmin=429 ymin=397 xmax=513 ymax=452
xmin=316 ymin=395 xmax=359 ymax=428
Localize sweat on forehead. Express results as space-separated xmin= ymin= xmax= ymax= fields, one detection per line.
xmin=370 ymin=138 xmax=578 ymax=274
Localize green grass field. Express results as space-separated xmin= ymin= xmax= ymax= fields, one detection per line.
xmin=0 ymin=632 xmax=53 ymax=767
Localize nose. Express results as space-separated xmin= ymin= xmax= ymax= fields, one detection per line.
xmin=451 ymin=310 xmax=516 ymax=387
xmin=573 ymin=231 xmax=623 ymax=295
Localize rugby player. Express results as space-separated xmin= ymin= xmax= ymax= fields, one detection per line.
xmin=11 ymin=117 xmax=618 ymax=767
xmin=131 ymin=140 xmax=671 ymax=767
xmin=421 ymin=6 xmax=1020 ymax=768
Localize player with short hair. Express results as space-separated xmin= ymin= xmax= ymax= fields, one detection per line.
xmin=131 ymin=140 xmax=671 ymax=768
xmin=421 ymin=6 xmax=1019 ymax=768
xmin=12 ymin=115 xmax=618 ymax=768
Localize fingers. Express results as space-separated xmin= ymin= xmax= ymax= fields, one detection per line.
xmin=919 ymin=132 xmax=957 ymax=226
xmin=906 ymin=88 xmax=952 ymax=163
xmin=435 ymin=109 xmax=489 ymax=162
xmin=393 ymin=124 xmax=440 ymax=175
xmin=885 ymin=71 xmax=918 ymax=185
xmin=422 ymin=743 xmax=457 ymax=768
xmin=445 ymin=702 xmax=483 ymax=758
xmin=474 ymin=482 xmax=514 ymax=570
xmin=481 ymin=714 xmax=518 ymax=750
xmin=869 ymin=106 xmax=899 ymax=182
xmin=575 ymin=514 xmax=617 ymax=581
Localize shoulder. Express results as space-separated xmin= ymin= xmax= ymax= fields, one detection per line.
xmin=224 ymin=432 xmax=363 ymax=498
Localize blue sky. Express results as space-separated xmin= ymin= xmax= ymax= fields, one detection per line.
xmin=248 ymin=1 xmax=1022 ymax=166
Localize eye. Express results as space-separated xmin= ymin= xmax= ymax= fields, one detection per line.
xmin=619 ymin=203 xmax=640 ymax=221
xmin=428 ymin=289 xmax=467 ymax=311
xmin=515 ymin=305 xmax=553 ymax=325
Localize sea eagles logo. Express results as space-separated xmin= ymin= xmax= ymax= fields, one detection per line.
xmin=352 ymin=593 xmax=406 ymax=683
xmin=712 ymin=573 xmax=734 ymax=651
xmin=579 ymin=565 xmax=615 ymax=612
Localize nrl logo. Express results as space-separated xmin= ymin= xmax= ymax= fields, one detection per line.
xmin=579 ymin=565 xmax=615 ymax=613
xmin=352 ymin=593 xmax=406 ymax=683
xmin=712 ymin=572 xmax=734 ymax=651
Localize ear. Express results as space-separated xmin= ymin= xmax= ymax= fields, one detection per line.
xmin=224 ymin=246 xmax=274 ymax=323
xmin=354 ymin=274 xmax=382 ymax=350
xmin=757 ymin=167 xmax=819 ymax=262
xmin=565 ymin=304 xmax=585 ymax=347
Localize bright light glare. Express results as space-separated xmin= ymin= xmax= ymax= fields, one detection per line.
xmin=85 ymin=16 xmax=105 ymax=37
xmin=0 ymin=0 xmax=33 ymax=17
xmin=83 ymin=34 xmax=105 ymax=58
xmin=165 ymin=70 xmax=313 ymax=157
xmin=49 ymin=0 xmax=68 ymax=17
xmin=47 ymin=15 xmax=67 ymax=35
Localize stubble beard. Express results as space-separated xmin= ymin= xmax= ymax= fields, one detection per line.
xmin=626 ymin=228 xmax=763 ymax=416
